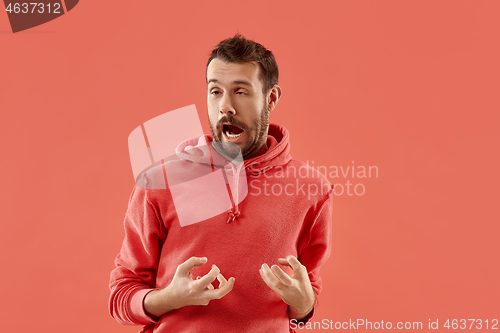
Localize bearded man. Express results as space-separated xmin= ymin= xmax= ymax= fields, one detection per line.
xmin=109 ymin=34 xmax=333 ymax=333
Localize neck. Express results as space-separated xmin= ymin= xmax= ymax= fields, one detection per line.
xmin=244 ymin=141 xmax=268 ymax=160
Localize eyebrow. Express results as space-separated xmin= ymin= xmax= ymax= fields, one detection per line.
xmin=207 ymin=79 xmax=253 ymax=87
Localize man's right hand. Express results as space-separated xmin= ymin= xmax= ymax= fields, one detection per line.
xmin=143 ymin=256 xmax=235 ymax=318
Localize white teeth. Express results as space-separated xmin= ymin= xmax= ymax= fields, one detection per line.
xmin=225 ymin=131 xmax=242 ymax=139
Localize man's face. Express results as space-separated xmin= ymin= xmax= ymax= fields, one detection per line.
xmin=207 ymin=58 xmax=269 ymax=158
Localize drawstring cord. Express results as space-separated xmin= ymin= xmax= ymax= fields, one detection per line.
xmin=209 ymin=144 xmax=241 ymax=223
xmin=222 ymin=161 xmax=244 ymax=223
xmin=226 ymin=210 xmax=240 ymax=223
xmin=225 ymin=163 xmax=273 ymax=222
xmin=215 ymin=150 xmax=273 ymax=224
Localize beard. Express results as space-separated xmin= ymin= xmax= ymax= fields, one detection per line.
xmin=209 ymin=102 xmax=269 ymax=159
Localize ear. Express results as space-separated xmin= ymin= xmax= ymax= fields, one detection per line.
xmin=266 ymin=85 xmax=282 ymax=112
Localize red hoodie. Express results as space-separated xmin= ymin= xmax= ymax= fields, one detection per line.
xmin=109 ymin=123 xmax=333 ymax=333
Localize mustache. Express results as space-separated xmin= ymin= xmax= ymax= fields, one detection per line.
xmin=217 ymin=115 xmax=247 ymax=131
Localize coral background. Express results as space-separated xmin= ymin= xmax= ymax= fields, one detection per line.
xmin=1 ymin=1 xmax=499 ymax=331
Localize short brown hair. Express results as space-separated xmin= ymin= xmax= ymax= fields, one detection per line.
xmin=206 ymin=34 xmax=279 ymax=94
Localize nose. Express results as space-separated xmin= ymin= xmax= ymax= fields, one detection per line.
xmin=219 ymin=94 xmax=236 ymax=116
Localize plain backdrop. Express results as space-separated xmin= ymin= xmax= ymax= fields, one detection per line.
xmin=1 ymin=1 xmax=499 ymax=332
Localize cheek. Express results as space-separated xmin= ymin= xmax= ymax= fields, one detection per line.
xmin=240 ymin=97 xmax=259 ymax=109
xmin=240 ymin=100 xmax=263 ymax=122
xmin=207 ymin=96 xmax=214 ymax=109
xmin=208 ymin=112 xmax=217 ymax=127
xmin=207 ymin=94 xmax=219 ymax=107
xmin=207 ymin=101 xmax=218 ymax=119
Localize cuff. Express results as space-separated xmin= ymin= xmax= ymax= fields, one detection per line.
xmin=295 ymin=293 xmax=319 ymax=324
xmin=128 ymin=288 xmax=160 ymax=325
xmin=308 ymin=295 xmax=319 ymax=322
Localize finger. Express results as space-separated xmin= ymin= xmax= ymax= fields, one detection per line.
xmin=177 ymin=257 xmax=207 ymax=275
xmin=196 ymin=264 xmax=220 ymax=288
xmin=206 ymin=277 xmax=235 ymax=300
xmin=276 ymin=258 xmax=295 ymax=278
xmin=271 ymin=265 xmax=293 ymax=286
xmin=217 ymin=273 xmax=228 ymax=289
xmin=277 ymin=258 xmax=291 ymax=267
xmin=197 ymin=276 xmax=215 ymax=290
xmin=286 ymin=255 xmax=306 ymax=277
xmin=259 ymin=264 xmax=285 ymax=293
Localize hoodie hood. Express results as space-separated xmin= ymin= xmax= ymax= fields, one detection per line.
xmin=173 ymin=123 xmax=292 ymax=224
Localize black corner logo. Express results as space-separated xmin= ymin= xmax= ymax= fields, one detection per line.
xmin=3 ymin=0 xmax=78 ymax=33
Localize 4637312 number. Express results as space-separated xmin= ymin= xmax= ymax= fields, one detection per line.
xmin=444 ymin=319 xmax=498 ymax=330
xmin=5 ymin=3 xmax=61 ymax=14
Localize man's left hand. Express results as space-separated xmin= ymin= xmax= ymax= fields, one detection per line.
xmin=259 ymin=255 xmax=315 ymax=320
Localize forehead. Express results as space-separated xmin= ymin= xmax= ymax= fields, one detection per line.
xmin=206 ymin=59 xmax=262 ymax=88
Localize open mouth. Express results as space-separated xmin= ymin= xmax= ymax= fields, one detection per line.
xmin=222 ymin=123 xmax=245 ymax=139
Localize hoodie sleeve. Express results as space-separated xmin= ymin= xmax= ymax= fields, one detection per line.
xmin=109 ymin=184 xmax=166 ymax=326
xmin=296 ymin=184 xmax=334 ymax=322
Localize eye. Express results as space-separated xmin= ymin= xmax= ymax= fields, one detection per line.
xmin=236 ymin=90 xmax=247 ymax=95
xmin=211 ymin=90 xmax=221 ymax=95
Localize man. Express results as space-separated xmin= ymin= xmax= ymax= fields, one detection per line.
xmin=109 ymin=34 xmax=333 ymax=332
